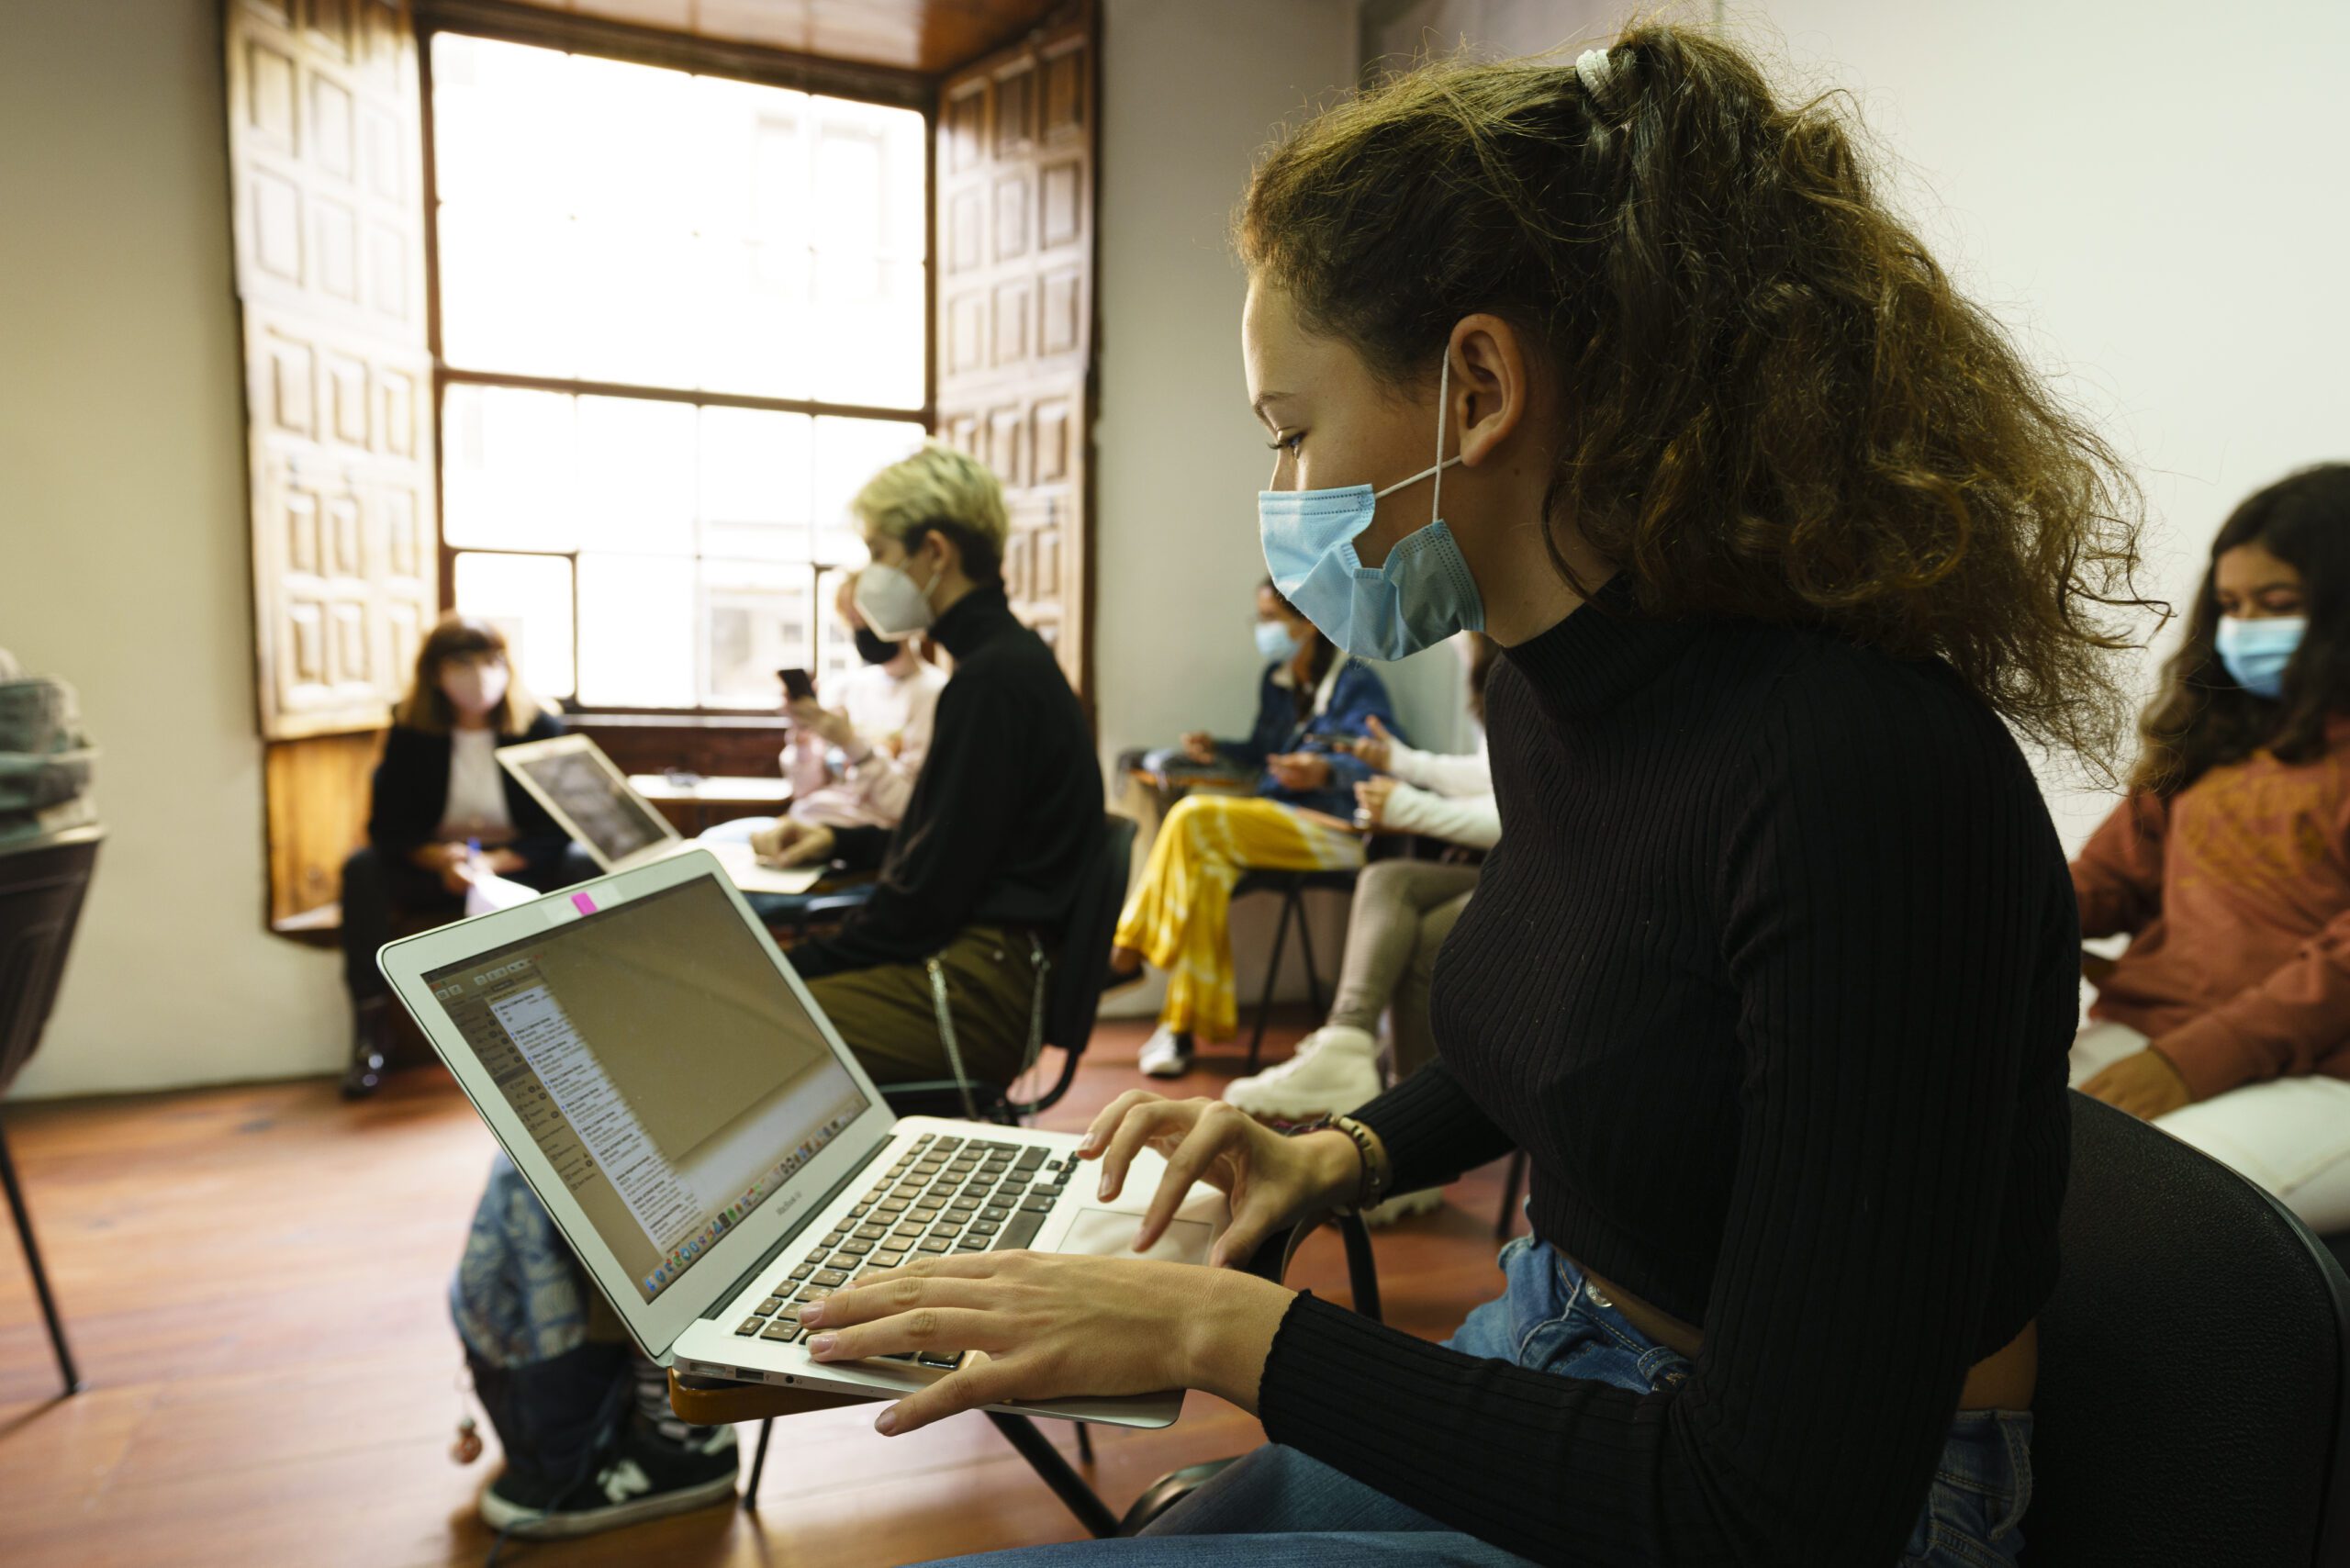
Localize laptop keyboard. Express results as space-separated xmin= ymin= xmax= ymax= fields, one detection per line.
xmin=729 ymin=1132 xmax=1078 ymax=1370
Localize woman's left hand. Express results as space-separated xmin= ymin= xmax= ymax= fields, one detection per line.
xmin=2080 ymin=1046 xmax=2192 ymax=1120
xmin=798 ymin=1251 xmax=1293 ymax=1434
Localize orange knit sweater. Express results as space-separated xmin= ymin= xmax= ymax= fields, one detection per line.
xmin=2075 ymin=724 xmax=2350 ymax=1099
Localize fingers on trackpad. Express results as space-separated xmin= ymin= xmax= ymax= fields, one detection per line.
xmin=1063 ymin=1207 xmax=1214 ymax=1263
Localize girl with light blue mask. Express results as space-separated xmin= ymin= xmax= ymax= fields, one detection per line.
xmin=2069 ymin=463 xmax=2350 ymax=1251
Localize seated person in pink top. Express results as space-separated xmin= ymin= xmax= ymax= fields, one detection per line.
xmin=701 ymin=572 xmax=946 ymax=853
xmin=2071 ymin=465 xmax=2350 ymax=1231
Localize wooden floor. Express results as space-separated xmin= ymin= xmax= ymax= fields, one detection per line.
xmin=0 ymin=1014 xmax=1520 ymax=1568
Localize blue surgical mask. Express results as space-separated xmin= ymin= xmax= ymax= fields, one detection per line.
xmin=2215 ymin=615 xmax=2306 ymax=700
xmin=1255 ymin=620 xmax=1303 ymax=665
xmin=1259 ymin=353 xmax=1485 ymax=661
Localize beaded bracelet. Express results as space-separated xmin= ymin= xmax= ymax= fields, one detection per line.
xmin=1288 ymin=1113 xmax=1392 ymax=1215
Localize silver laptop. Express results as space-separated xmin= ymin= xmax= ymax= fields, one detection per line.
xmin=498 ymin=733 xmax=820 ymax=898
xmin=378 ymin=850 xmax=1225 ymax=1428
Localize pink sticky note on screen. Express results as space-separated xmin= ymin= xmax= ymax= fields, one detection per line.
xmin=571 ymin=892 xmax=599 ymax=915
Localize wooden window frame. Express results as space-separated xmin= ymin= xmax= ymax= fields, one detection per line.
xmin=412 ymin=0 xmax=941 ymax=720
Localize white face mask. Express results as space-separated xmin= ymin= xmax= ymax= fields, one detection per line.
xmin=441 ymin=660 xmax=508 ymax=718
xmin=854 ymin=556 xmax=939 ymax=641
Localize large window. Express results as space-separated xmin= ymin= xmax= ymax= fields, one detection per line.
xmin=428 ymin=34 xmax=929 ymax=710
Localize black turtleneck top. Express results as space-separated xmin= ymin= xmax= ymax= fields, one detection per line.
xmin=789 ymin=587 xmax=1101 ymax=979
xmin=1256 ymin=582 xmax=2077 ymax=1567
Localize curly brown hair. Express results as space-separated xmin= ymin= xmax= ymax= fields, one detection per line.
xmin=1237 ymin=24 xmax=2155 ymax=767
xmin=2133 ymin=465 xmax=2350 ymax=796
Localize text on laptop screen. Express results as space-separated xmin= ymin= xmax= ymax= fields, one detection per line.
xmin=423 ymin=877 xmax=869 ymax=1302
xmin=512 ymin=746 xmax=673 ymax=865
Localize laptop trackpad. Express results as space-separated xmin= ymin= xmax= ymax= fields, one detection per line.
xmin=1059 ymin=1207 xmax=1215 ymax=1265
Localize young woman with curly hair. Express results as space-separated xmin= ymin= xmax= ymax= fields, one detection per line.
xmin=801 ymin=26 xmax=2151 ymax=1566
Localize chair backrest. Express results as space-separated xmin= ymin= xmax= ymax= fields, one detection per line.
xmin=2026 ymin=1091 xmax=2350 ymax=1566
xmin=0 ymin=829 xmax=102 ymax=1099
xmin=1041 ymin=812 xmax=1138 ymax=1062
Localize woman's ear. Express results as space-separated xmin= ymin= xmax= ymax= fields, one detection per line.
xmin=1451 ymin=313 xmax=1529 ymax=467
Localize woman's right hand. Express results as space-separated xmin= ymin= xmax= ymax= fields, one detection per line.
xmin=413 ymin=840 xmax=478 ymax=895
xmin=1180 ymin=731 xmax=1219 ymax=766
xmin=1077 ymin=1092 xmax=1362 ymax=1268
xmin=1343 ymin=714 xmax=1396 ymax=773
xmin=751 ymin=818 xmax=836 ymax=868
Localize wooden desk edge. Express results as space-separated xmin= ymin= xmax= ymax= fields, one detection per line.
xmin=669 ymin=1366 xmax=875 ymax=1424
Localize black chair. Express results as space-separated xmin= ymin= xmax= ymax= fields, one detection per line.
xmin=875 ymin=814 xmax=1138 ymax=1126
xmin=0 ymin=826 xmax=102 ymax=1397
xmin=1232 ymin=868 xmax=1359 ymax=1073
xmin=2027 ymin=1092 xmax=2350 ymax=1565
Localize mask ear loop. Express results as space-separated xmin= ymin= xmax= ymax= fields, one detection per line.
xmin=1429 ymin=348 xmax=1451 ymax=526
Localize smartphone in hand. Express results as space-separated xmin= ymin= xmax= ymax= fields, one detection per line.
xmin=777 ymin=667 xmax=816 ymax=702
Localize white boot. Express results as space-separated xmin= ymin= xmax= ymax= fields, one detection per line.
xmin=1225 ymin=1025 xmax=1382 ymax=1120
xmin=1137 ymin=1025 xmax=1193 ymax=1079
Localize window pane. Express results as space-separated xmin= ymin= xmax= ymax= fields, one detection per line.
xmin=564 ymin=52 xmax=699 ymax=233
xmin=812 ymin=99 xmax=925 ymax=258
xmin=576 ymin=397 xmax=696 ymax=555
xmin=453 ymin=552 xmax=576 ymax=700
xmin=699 ymin=407 xmax=811 ymax=560
xmin=429 ymin=35 xmax=576 ymax=217
xmin=570 ymin=223 xmax=701 ymax=389
xmin=692 ymin=240 xmax=811 ymax=399
xmin=577 ymin=554 xmax=694 ymax=707
xmin=810 ymin=255 xmax=925 ymax=409
xmin=702 ymin=559 xmax=815 ymax=708
xmin=436 ymin=205 xmax=580 ymax=377
xmin=813 ymin=416 xmax=928 ymax=551
xmin=442 ymin=385 xmax=579 ymax=550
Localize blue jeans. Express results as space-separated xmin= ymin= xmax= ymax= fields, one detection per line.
xmin=926 ymin=1235 xmax=2032 ymax=1566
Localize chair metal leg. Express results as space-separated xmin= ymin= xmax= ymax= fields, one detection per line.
xmin=0 ymin=1118 xmax=81 ymax=1395
xmin=742 ymin=1416 xmax=774 ymax=1510
xmin=1246 ymin=884 xmax=1298 ymax=1074
xmin=1293 ymin=889 xmax=1325 ymax=1018
xmin=1075 ymin=1423 xmax=1094 ymax=1465
xmin=1496 ymin=1148 xmax=1528 ymax=1240
xmin=986 ymin=1412 xmax=1119 ymax=1538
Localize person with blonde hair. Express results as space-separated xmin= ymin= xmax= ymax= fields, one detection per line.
xmin=753 ymin=441 xmax=1102 ymax=1082
xmin=445 ymin=443 xmax=1102 ymax=1543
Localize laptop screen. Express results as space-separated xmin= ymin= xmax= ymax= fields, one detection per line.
xmin=422 ymin=875 xmax=870 ymax=1303
xmin=508 ymin=744 xmax=674 ymax=866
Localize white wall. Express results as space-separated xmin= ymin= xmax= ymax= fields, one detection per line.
xmin=1093 ymin=0 xmax=1472 ymax=771
xmin=0 ymin=0 xmax=347 ymax=1100
xmin=1740 ymin=0 xmax=2350 ymax=847
xmin=1093 ymin=0 xmax=1478 ymax=1014
xmin=1363 ymin=0 xmax=2350 ymax=850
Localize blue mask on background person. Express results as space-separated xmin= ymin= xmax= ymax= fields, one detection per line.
xmin=1259 ymin=352 xmax=1485 ymax=661
xmin=2214 ymin=614 xmax=2306 ymax=699
xmin=1254 ymin=620 xmax=1303 ymax=664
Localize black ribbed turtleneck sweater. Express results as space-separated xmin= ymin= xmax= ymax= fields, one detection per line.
xmin=1256 ymin=582 xmax=2077 ymax=1567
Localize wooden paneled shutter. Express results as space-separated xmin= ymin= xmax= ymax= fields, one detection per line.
xmin=225 ymin=0 xmax=434 ymax=924
xmin=934 ymin=0 xmax=1097 ymax=706
xmin=227 ymin=0 xmax=435 ymax=740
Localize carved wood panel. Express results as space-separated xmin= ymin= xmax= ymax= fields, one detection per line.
xmin=228 ymin=0 xmax=434 ymax=743
xmin=934 ymin=0 xmax=1094 ymax=703
xmin=228 ymin=0 xmax=434 ymax=926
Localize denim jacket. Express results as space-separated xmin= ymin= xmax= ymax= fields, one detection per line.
xmin=1217 ymin=657 xmax=1402 ymax=818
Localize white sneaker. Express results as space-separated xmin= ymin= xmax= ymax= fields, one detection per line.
xmin=1138 ymin=1026 xmax=1193 ymax=1078
xmin=1360 ymin=1185 xmax=1443 ymax=1227
xmin=1225 ymin=1025 xmax=1382 ymax=1120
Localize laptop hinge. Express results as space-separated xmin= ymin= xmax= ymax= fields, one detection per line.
xmin=699 ymin=1132 xmax=896 ymax=1321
